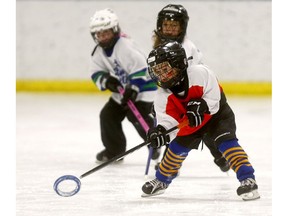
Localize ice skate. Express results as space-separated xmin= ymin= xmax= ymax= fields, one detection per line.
xmin=141 ymin=178 xmax=168 ymax=197
xmin=214 ymin=157 xmax=230 ymax=172
xmin=237 ymin=178 xmax=260 ymax=201
xmin=96 ymin=150 xmax=123 ymax=164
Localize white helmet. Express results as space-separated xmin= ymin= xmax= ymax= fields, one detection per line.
xmin=89 ymin=8 xmax=119 ymax=34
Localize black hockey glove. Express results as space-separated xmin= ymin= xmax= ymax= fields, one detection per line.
xmin=121 ymin=84 xmax=139 ymax=105
xmin=101 ymin=74 xmax=122 ymax=93
xmin=186 ymin=99 xmax=209 ymax=127
xmin=147 ymin=125 xmax=170 ymax=149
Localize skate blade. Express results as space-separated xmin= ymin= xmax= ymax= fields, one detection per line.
xmin=240 ymin=189 xmax=260 ymax=201
xmin=141 ymin=190 xmax=165 ymax=198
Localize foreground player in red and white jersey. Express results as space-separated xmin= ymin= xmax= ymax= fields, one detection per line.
xmin=141 ymin=41 xmax=260 ymax=201
xmin=152 ymin=4 xmax=229 ymax=172
xmin=89 ymin=8 xmax=159 ymax=162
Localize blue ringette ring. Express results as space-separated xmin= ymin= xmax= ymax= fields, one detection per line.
xmin=53 ymin=175 xmax=81 ymax=197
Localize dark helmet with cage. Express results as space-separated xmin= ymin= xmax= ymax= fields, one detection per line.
xmin=147 ymin=41 xmax=188 ymax=89
xmin=89 ymin=8 xmax=120 ymax=49
xmin=156 ymin=4 xmax=189 ymax=43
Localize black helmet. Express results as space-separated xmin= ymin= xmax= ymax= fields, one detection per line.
xmin=156 ymin=4 xmax=189 ymax=43
xmin=147 ymin=41 xmax=188 ymax=89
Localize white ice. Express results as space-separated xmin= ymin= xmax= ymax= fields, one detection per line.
xmin=16 ymin=93 xmax=272 ymax=216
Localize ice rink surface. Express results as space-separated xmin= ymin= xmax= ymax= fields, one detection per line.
xmin=16 ymin=93 xmax=272 ymax=216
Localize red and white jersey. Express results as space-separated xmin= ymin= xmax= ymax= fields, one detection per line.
xmin=153 ymin=64 xmax=222 ymax=140
xmin=182 ymin=37 xmax=203 ymax=66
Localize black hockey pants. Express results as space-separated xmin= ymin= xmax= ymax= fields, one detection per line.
xmin=100 ymin=98 xmax=154 ymax=157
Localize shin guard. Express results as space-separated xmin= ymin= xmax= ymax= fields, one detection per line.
xmin=156 ymin=141 xmax=190 ymax=184
xmin=218 ymin=139 xmax=255 ymax=181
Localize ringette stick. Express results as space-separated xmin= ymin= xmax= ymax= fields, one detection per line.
xmin=117 ymin=86 xmax=154 ymax=177
xmin=144 ymin=147 xmax=154 ymax=178
xmin=80 ymin=120 xmax=188 ymax=178
xmin=53 ymin=120 xmax=188 ymax=197
xmin=117 ymin=87 xmax=150 ymax=133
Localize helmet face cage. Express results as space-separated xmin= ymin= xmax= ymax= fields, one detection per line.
xmin=156 ymin=4 xmax=189 ymax=43
xmin=89 ymin=8 xmax=120 ymax=47
xmin=150 ymin=61 xmax=180 ymax=88
xmin=147 ymin=41 xmax=188 ymax=89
